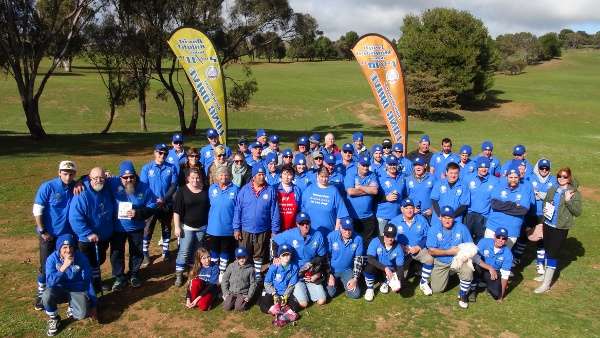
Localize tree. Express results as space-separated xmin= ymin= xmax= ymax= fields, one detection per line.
xmin=0 ymin=0 xmax=102 ymax=139
xmin=335 ymin=31 xmax=358 ymax=60
xmin=406 ymin=71 xmax=458 ymax=117
xmin=564 ymin=32 xmax=588 ymax=49
xmin=539 ymin=32 xmax=562 ymax=60
xmin=496 ymin=32 xmax=541 ymax=64
xmin=558 ymin=28 xmax=574 ymax=43
xmin=591 ymin=31 xmax=600 ymax=47
xmin=397 ymin=8 xmax=498 ymax=102
xmin=287 ymin=13 xmax=318 ymax=61
xmin=313 ymin=36 xmax=337 ymax=60
xmin=252 ymin=31 xmax=286 ymax=62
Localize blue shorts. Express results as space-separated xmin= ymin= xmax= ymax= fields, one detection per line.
xmin=293 ymin=280 xmax=327 ymax=303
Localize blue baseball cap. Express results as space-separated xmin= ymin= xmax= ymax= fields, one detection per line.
xmin=340 ymin=217 xmax=354 ymax=230
xmin=278 ymin=245 xmax=292 ymax=256
xmin=257 ymin=129 xmax=267 ymax=138
xmin=372 ymin=145 xmax=382 ymax=153
xmin=324 ymin=154 xmax=336 ymax=165
xmin=155 ymin=143 xmax=168 ymax=151
xmin=386 ymin=155 xmax=398 ymax=165
xmin=172 ymin=133 xmax=183 ymax=143
xmin=459 ymin=145 xmax=472 ymax=155
xmin=392 ymin=143 xmax=404 ymax=152
xmin=538 ymin=158 xmax=551 ymax=168
xmin=252 ymin=165 xmax=266 ymax=176
xmin=481 ymin=141 xmax=493 ymax=151
xmin=294 ymin=153 xmax=306 ymax=166
xmin=401 ymin=198 xmax=414 ymax=207
xmin=495 ymin=227 xmax=508 ymax=238
xmin=309 ymin=134 xmax=321 ymax=144
xmin=420 ymin=135 xmax=430 ymax=143
xmin=207 ymin=128 xmax=218 ymax=138
xmin=513 ymin=144 xmax=526 ymax=155
xmin=475 ymin=156 xmax=490 ymax=168
xmin=440 ymin=206 xmax=454 ymax=217
xmin=119 ymin=161 xmax=136 ymax=176
xmin=251 ymin=141 xmax=263 ymax=149
xmin=507 ymin=161 xmax=521 ymax=175
xmin=282 ymin=148 xmax=293 ymax=157
xmin=269 ymin=135 xmax=279 ymax=143
xmin=266 ymin=152 xmax=278 ymax=164
xmin=298 ymin=136 xmax=309 ymax=146
xmin=342 ymin=143 xmax=354 ymax=153
xmin=358 ymin=156 xmax=370 ymax=166
xmin=353 ymin=132 xmax=363 ymax=142
xmin=56 ymin=234 xmax=75 ymax=251
xmin=296 ymin=212 xmax=310 ymax=223
xmin=235 ymin=246 xmax=248 ymax=258
xmin=412 ymin=156 xmax=426 ymax=166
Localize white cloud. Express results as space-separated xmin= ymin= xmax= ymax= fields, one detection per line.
xmin=288 ymin=0 xmax=600 ymax=40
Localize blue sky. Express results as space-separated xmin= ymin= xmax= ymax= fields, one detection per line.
xmin=288 ymin=0 xmax=600 ymax=40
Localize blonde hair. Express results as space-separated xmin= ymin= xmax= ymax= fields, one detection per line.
xmin=214 ymin=145 xmax=225 ymax=156
xmin=188 ymin=247 xmax=211 ymax=286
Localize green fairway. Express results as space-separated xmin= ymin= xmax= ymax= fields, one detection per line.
xmin=0 ymin=50 xmax=598 ymax=337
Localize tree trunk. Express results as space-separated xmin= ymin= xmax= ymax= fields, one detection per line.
xmin=61 ymin=59 xmax=72 ymax=72
xmin=101 ymin=102 xmax=116 ymax=134
xmin=23 ymin=96 xmax=49 ymax=140
xmin=187 ymin=91 xmax=199 ymax=135
xmin=139 ymin=89 xmax=147 ymax=132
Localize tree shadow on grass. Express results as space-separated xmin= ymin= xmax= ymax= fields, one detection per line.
xmin=460 ymin=90 xmax=512 ymax=112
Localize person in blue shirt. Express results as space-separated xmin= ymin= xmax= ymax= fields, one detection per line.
xmin=261 ymin=134 xmax=283 ymax=164
xmin=33 ymin=160 xmax=77 ymax=311
xmin=256 ymin=129 xmax=269 ymax=150
xmin=391 ymin=143 xmax=414 ymax=178
xmin=106 ymin=161 xmax=157 ymax=291
xmin=405 ymin=156 xmax=436 ymax=224
xmin=429 ymin=138 xmax=459 ymax=179
xmin=427 ymin=206 xmax=474 ymax=309
xmin=309 ymin=133 xmax=323 ymax=153
xmin=370 ymin=145 xmax=385 ymax=177
xmin=389 ymin=198 xmax=434 ymax=296
xmin=42 ymin=234 xmax=97 ymax=336
xmin=337 ymin=143 xmax=355 ymax=175
xmin=281 ymin=148 xmax=294 ymax=167
xmin=476 ymin=141 xmax=501 ymax=177
xmin=484 ymin=162 xmax=532 ymax=249
xmin=271 ymin=213 xmax=328 ymax=308
xmin=265 ymin=152 xmax=281 ymax=186
xmin=345 ymin=155 xmax=379 ymax=246
xmin=292 ymin=153 xmax=311 ymax=193
xmin=430 ymin=162 xmax=470 ymax=226
xmin=301 ymin=166 xmax=349 ymax=236
xmin=374 ymin=155 xmax=405 ymax=234
xmin=500 ymin=144 xmax=533 ymax=177
xmin=468 ymin=227 xmax=513 ymax=303
xmin=363 ymin=224 xmax=405 ymax=302
xmin=381 ymin=139 xmax=393 ymax=159
xmin=463 ymin=157 xmax=499 ymax=243
xmin=457 ymin=145 xmax=476 ymax=180
xmin=69 ymin=167 xmax=115 ymax=292
xmin=351 ymin=132 xmax=371 ymax=162
xmin=322 ymin=154 xmax=345 ymax=198
xmin=233 ymin=165 xmax=280 ymax=283
xmin=167 ymin=133 xmax=187 ymax=166
xmin=236 ymin=135 xmax=251 ymax=161
xmin=326 ymin=217 xmax=364 ymax=299
xmin=259 ymin=245 xmax=301 ymax=313
xmin=247 ymin=141 xmax=265 ymax=168
xmin=200 ymin=128 xmax=232 ymax=174
xmin=140 ymin=143 xmax=179 ymax=263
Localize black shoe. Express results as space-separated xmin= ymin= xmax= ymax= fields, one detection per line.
xmin=47 ymin=315 xmax=61 ymax=336
xmin=468 ymin=290 xmax=477 ymax=302
xmin=102 ymin=283 xmax=112 ymax=292
xmin=35 ymin=296 xmax=44 ymax=311
xmin=130 ymin=275 xmax=142 ymax=288
xmin=161 ymin=252 xmax=171 ymax=262
xmin=112 ymin=280 xmax=126 ymax=292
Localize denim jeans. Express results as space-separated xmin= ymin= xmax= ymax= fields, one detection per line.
xmin=326 ymin=270 xmax=361 ymax=299
xmin=176 ymin=225 xmax=207 ymax=272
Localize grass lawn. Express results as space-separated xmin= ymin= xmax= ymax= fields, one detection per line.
xmin=0 ymin=50 xmax=598 ymax=337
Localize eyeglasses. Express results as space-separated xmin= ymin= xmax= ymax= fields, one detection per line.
xmin=298 ymin=222 xmax=310 ymax=227
xmin=157 ymin=151 xmax=167 ymax=156
xmin=233 ymin=160 xmax=243 ymax=164
xmin=343 ymin=150 xmax=353 ymax=154
xmin=314 ymin=157 xmax=323 ymax=160
xmin=217 ymin=154 xmax=226 ymax=158
xmin=495 ymin=236 xmax=507 ymax=240
xmin=173 ymin=141 xmax=183 ymax=145
xmin=382 ymin=145 xmax=391 ymax=149
xmin=393 ymin=150 xmax=403 ymax=153
xmin=539 ymin=167 xmax=549 ymax=171
xmin=558 ymin=174 xmax=569 ymax=179
xmin=239 ymin=142 xmax=248 ymax=146
xmin=284 ymin=155 xmax=292 ymax=158
xmin=188 ymin=155 xmax=198 ymax=158
xmin=121 ymin=175 xmax=135 ymax=181
xmin=90 ymin=176 xmax=105 ymax=181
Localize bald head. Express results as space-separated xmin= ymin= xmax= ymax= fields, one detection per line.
xmin=89 ymin=167 xmax=105 ymax=192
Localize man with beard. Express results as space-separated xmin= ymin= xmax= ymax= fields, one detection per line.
xmin=69 ymin=167 xmax=115 ymax=292
xmin=33 ymin=161 xmax=77 ymax=310
xmin=106 ymin=161 xmax=157 ymax=291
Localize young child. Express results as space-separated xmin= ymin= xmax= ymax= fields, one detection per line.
xmin=186 ymin=248 xmax=219 ymax=311
xmin=221 ymin=247 xmax=257 ymax=311
xmin=259 ymin=244 xmax=301 ymax=314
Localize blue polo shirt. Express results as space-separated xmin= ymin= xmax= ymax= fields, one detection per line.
xmin=464 ymin=172 xmax=499 ymax=217
xmin=328 ymin=171 xmax=346 ymax=198
xmin=264 ymin=262 xmax=299 ymax=295
xmin=500 ymin=158 xmax=533 ymax=177
xmin=526 ymin=175 xmax=557 ymax=216
xmin=207 ymin=182 xmax=239 ymax=236
xmin=69 ymin=180 xmax=115 ymax=242
xmin=477 ymin=238 xmax=513 ymax=271
xmin=426 ymin=221 xmax=473 ymax=264
xmin=167 ymin=148 xmax=187 ymax=166
xmin=429 ymin=151 xmax=459 ymax=178
xmin=105 ymin=177 xmax=157 ymax=232
xmin=265 ymin=170 xmax=281 ymax=186
xmin=398 ymin=157 xmax=414 ymax=178
xmin=293 ymin=171 xmax=312 ymax=192
xmin=366 ymin=237 xmax=404 ymax=269
xmin=389 ymin=213 xmax=429 ymax=250
xmin=458 ymin=159 xmax=477 ymax=179
xmin=375 ymin=171 xmax=406 ymax=220
xmin=327 ymin=230 xmax=364 ymax=273
xmin=475 ymin=155 xmax=501 ymax=177
xmin=405 ymin=172 xmax=436 ymax=213
xmin=273 ymin=227 xmax=327 ymax=267
xmin=247 ymin=157 xmax=264 ymax=168
xmin=34 ymin=177 xmax=76 ymax=236
xmin=301 ymin=184 xmax=348 ymax=236
xmin=344 ymin=169 xmax=379 ymax=219
xmin=430 ymin=178 xmax=470 ymax=222
xmin=485 ymin=180 xmax=532 ymax=237
xmin=139 ymin=161 xmax=178 ymax=204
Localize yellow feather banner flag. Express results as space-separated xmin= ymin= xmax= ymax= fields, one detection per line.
xmin=351 ymin=34 xmax=408 ymax=150
xmin=167 ymin=26 xmax=227 ymax=145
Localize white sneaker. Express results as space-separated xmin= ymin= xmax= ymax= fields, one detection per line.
xmin=420 ymin=282 xmax=432 ymax=296
xmin=536 ymin=263 xmax=545 ymax=275
xmin=157 ymin=237 xmax=164 ymax=246
xmin=458 ymin=294 xmax=469 ymax=309
xmin=364 ymin=289 xmax=374 ymax=302
xmin=218 ymin=272 xmax=224 ymax=284
xmin=380 ymin=283 xmax=390 ymax=294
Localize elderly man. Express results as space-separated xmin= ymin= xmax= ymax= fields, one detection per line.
xmin=247 ymin=141 xmax=265 ymax=168
xmin=430 ymin=138 xmax=459 ymax=179
xmin=42 ymin=234 xmax=97 ymax=336
xmin=106 ymin=161 xmax=157 ymax=291
xmin=326 ymin=217 xmax=364 ymax=299
xmin=322 ymin=133 xmax=340 ymax=156
xmin=404 ymin=157 xmax=436 ymax=224
xmin=271 ymin=212 xmax=328 ymax=308
xmin=200 ymin=128 xmax=232 ymax=173
xmin=427 ymin=206 xmax=474 ymax=309
xmin=407 ymin=134 xmax=432 ymax=164
xmin=69 ymin=167 xmax=115 ymax=291
xmin=233 ymin=165 xmax=280 ymax=283
xmin=140 ymin=144 xmax=179 ymax=263
xmin=33 ymin=160 xmax=77 ymax=311
xmin=261 ymin=134 xmax=282 ymax=163
xmin=167 ymin=133 xmax=187 ymax=166
xmin=463 ymin=157 xmax=498 ymax=243
xmin=345 ymin=155 xmax=379 ymax=246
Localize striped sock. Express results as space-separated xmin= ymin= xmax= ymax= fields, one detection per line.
xmin=219 ymin=253 xmax=229 ymax=274
xmin=37 ymin=277 xmax=46 ymax=297
xmin=175 ymin=263 xmax=186 ymax=273
xmin=547 ymin=258 xmax=557 ymax=270
xmin=512 ymin=240 xmax=526 ymax=260
xmin=421 ymin=264 xmax=433 ymax=285
xmin=254 ymin=261 xmax=262 ymax=279
xmin=162 ymin=233 xmax=170 ymax=253
xmin=210 ymin=250 xmax=219 ymax=264
xmin=46 ymin=309 xmax=59 ymax=318
xmin=470 ymin=278 xmax=478 ymax=290
xmin=143 ymin=236 xmax=151 ymax=255
xmin=364 ymin=273 xmax=375 ymax=289
xmin=92 ymin=267 xmax=100 ymax=280
xmin=536 ymin=242 xmax=545 ymax=266
xmin=459 ymin=279 xmax=471 ymax=296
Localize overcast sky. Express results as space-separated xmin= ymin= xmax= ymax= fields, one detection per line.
xmin=287 ymin=0 xmax=600 ymax=40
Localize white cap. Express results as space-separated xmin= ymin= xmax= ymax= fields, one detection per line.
xmin=59 ymin=161 xmax=76 ymax=171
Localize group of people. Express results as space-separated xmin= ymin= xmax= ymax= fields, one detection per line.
xmin=32 ymin=128 xmax=583 ymax=335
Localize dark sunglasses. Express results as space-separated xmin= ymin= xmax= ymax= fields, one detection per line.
xmin=157 ymin=151 xmax=167 ymax=156
xmin=495 ymin=236 xmax=507 ymax=240
xmin=217 ymin=154 xmax=226 ymax=158
xmin=314 ymin=157 xmax=323 ymax=160
xmin=343 ymin=150 xmax=353 ymax=154
xmin=558 ymin=174 xmax=569 ymax=179
xmin=121 ymin=175 xmax=135 ymax=180
xmin=188 ymin=154 xmax=198 ymax=158
xmin=382 ymin=146 xmax=391 ymax=149
xmin=233 ymin=160 xmax=243 ymax=164
xmin=539 ymin=167 xmax=549 ymax=171
xmin=173 ymin=141 xmax=183 ymax=145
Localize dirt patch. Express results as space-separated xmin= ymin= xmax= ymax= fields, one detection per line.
xmin=577 ymin=186 xmax=600 ymax=203
xmin=350 ymin=101 xmax=387 ymax=127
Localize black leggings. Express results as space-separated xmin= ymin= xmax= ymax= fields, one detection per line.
xmin=543 ymin=223 xmax=569 ymax=260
